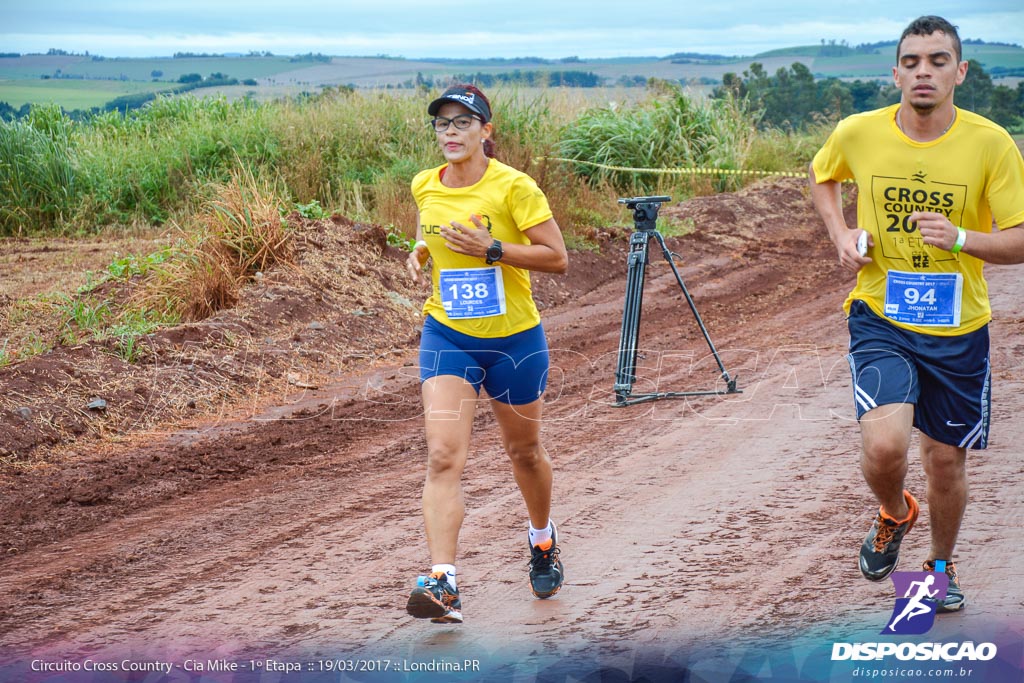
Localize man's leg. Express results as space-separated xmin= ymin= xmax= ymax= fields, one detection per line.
xmin=858 ymin=402 xmax=920 ymax=581
xmin=860 ymin=402 xmax=914 ymax=518
xmin=919 ymin=434 xmax=967 ymax=561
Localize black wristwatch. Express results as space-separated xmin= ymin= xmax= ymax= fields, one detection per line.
xmin=485 ymin=239 xmax=503 ymax=265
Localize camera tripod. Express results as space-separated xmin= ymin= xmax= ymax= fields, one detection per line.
xmin=613 ymin=196 xmax=740 ymax=406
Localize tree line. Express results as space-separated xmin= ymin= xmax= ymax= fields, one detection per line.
xmin=712 ymin=60 xmax=1024 ymax=131
xmin=2 ymin=60 xmax=1021 ymax=131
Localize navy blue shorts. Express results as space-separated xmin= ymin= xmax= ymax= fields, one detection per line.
xmin=847 ymin=300 xmax=990 ymax=449
xmin=419 ymin=315 xmax=549 ymax=405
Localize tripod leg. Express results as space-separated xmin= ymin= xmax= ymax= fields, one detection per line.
xmin=654 ymin=231 xmax=737 ymax=391
xmin=614 ymin=231 xmax=652 ymax=403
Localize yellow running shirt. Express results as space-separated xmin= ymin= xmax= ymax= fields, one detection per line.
xmin=412 ymin=159 xmax=554 ymax=338
xmin=813 ymin=104 xmax=1024 ymax=335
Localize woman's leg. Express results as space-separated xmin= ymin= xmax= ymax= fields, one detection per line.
xmin=421 ymin=375 xmax=479 ymax=564
xmin=491 ymin=397 xmax=551 ymax=529
xmin=492 ymin=396 xmax=563 ymax=598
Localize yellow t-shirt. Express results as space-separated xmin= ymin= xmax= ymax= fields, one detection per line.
xmin=812 ymin=104 xmax=1024 ymax=335
xmin=411 ymin=159 xmax=554 ymax=338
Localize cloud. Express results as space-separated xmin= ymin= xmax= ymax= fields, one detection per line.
xmin=2 ymin=2 xmax=1020 ymax=58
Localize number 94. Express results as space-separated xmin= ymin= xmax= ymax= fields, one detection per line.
xmin=904 ymin=287 xmax=936 ymax=305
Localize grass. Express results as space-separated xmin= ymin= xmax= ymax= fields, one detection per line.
xmin=0 ymin=84 xmax=820 ymax=243
xmin=133 ymin=166 xmax=294 ymax=322
xmin=0 ymin=84 xmax=831 ymax=372
xmin=0 ymin=104 xmax=77 ymax=234
xmin=555 ymin=83 xmax=758 ymax=196
xmin=105 ymin=246 xmax=175 ymax=279
xmin=2 ymin=294 xmax=59 ymax=365
xmin=57 ymin=295 xmax=111 ymax=344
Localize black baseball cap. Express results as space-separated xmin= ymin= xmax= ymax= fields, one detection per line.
xmin=427 ymin=86 xmax=492 ymax=123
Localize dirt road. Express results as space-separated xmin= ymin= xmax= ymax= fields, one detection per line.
xmin=1 ymin=178 xmax=1021 ymax=682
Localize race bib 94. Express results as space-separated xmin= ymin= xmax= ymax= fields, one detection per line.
xmin=884 ymin=270 xmax=963 ymax=327
xmin=439 ymin=267 xmax=507 ymax=319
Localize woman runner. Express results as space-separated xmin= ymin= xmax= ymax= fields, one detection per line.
xmin=404 ymin=84 xmax=569 ymax=624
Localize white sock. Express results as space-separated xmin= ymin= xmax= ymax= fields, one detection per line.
xmin=431 ymin=564 xmax=457 ymax=589
xmin=529 ymin=521 xmax=553 ymax=548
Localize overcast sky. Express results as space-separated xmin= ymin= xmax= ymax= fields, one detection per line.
xmin=2 ymin=1 xmax=1021 ymax=59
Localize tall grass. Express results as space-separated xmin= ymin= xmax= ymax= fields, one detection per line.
xmin=0 ymin=104 xmax=77 ymax=234
xmin=137 ymin=167 xmax=293 ymax=322
xmin=76 ymin=96 xmax=280 ymax=227
xmin=0 ymin=85 xmax=819 ymax=239
xmin=556 ymin=83 xmax=758 ymax=196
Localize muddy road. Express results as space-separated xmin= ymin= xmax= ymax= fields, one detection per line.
xmin=1 ymin=178 xmax=1022 ymax=681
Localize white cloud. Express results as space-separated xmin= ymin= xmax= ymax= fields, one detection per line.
xmin=2 ymin=2 xmax=1020 ymax=58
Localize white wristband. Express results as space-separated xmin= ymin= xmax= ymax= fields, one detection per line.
xmin=950 ymin=227 xmax=966 ymax=254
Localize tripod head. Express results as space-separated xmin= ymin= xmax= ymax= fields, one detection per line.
xmin=618 ymin=195 xmax=672 ymax=232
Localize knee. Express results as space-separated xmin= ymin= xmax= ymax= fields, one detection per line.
xmin=862 ymin=438 xmax=908 ymax=472
xmin=922 ymin=448 xmax=966 ymax=482
xmin=505 ymin=439 xmax=547 ymax=469
xmin=425 ymin=441 xmax=465 ymax=479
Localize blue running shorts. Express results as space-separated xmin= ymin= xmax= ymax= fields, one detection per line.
xmin=419 ymin=315 xmax=549 ymax=405
xmin=847 ymin=300 xmax=990 ymax=449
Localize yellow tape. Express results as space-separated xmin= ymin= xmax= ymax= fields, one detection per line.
xmin=536 ymin=156 xmax=807 ymax=179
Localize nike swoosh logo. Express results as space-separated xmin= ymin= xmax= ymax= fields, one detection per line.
xmin=946 ymin=421 xmax=966 ymax=427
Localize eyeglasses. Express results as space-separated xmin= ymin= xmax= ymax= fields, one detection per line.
xmin=430 ymin=114 xmax=482 ymax=132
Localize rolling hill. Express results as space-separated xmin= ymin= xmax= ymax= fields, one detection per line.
xmin=1 ymin=41 xmax=1021 ymax=110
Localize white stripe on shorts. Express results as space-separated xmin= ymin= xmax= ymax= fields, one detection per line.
xmin=855 ymin=384 xmax=878 ymax=412
xmin=959 ymin=359 xmax=991 ymax=449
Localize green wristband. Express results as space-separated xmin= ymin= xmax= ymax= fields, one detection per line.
xmin=950 ymin=227 xmax=967 ymax=254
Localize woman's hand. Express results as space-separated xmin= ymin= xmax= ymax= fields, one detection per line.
xmin=406 ymin=241 xmax=430 ymax=286
xmin=440 ymin=215 xmax=492 ymax=258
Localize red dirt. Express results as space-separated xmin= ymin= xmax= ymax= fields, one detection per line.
xmin=1 ymin=177 xmax=1022 ymax=680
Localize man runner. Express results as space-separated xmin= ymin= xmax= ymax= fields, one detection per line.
xmin=809 ymin=15 xmax=1024 ymax=612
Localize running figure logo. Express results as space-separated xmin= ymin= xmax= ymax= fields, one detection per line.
xmin=882 ymin=571 xmax=950 ymax=635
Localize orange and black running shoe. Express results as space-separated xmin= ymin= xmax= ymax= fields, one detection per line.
xmin=859 ymin=489 xmax=919 ymax=581
xmin=528 ymin=522 xmax=565 ymax=599
xmin=406 ymin=571 xmax=462 ymax=624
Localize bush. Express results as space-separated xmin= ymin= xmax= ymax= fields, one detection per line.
xmin=556 ymin=84 xmax=756 ymax=194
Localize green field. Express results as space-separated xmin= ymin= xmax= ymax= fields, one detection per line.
xmin=0 ymin=79 xmax=158 ymax=110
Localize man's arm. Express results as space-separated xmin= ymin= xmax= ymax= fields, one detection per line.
xmin=809 ymin=164 xmax=871 ymax=272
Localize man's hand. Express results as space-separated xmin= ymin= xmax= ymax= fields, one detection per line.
xmin=838 ymin=228 xmax=872 ymax=273
xmin=914 ymin=211 xmax=961 ymax=251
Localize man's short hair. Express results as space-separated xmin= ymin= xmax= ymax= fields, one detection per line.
xmin=898 ymin=15 xmax=962 ymax=63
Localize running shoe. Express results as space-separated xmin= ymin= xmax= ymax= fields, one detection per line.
xmin=859 ymin=489 xmax=919 ymax=581
xmin=528 ymin=522 xmax=564 ymax=599
xmin=924 ymin=559 xmax=965 ymax=612
xmin=406 ymin=571 xmax=462 ymax=624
